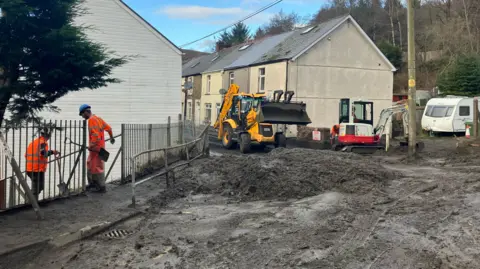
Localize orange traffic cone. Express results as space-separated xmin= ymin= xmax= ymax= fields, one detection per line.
xmin=466 ymin=126 xmax=471 ymax=139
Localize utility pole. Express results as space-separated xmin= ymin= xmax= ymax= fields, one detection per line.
xmin=407 ymin=0 xmax=417 ymax=157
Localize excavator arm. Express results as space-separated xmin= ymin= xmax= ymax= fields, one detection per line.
xmin=374 ymin=102 xmax=408 ymax=138
xmin=214 ymin=84 xmax=240 ymax=139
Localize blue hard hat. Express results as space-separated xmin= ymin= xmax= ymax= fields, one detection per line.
xmin=79 ymin=104 xmax=91 ymax=115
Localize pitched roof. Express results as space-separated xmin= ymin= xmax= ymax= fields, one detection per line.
xmin=182 ymin=46 xmax=236 ymax=77
xmin=182 ymin=15 xmax=396 ymax=75
xmin=252 ymin=15 xmax=396 ymax=71
xmin=181 ymin=49 xmax=210 ymax=64
xmin=202 ymin=43 xmax=251 ymax=74
xmin=223 ymin=31 xmax=294 ymax=70
xmin=252 ymin=15 xmax=348 ymax=65
xmin=117 ymin=0 xmax=181 ymax=55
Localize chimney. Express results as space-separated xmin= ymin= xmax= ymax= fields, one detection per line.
xmin=216 ymin=42 xmax=221 ymax=52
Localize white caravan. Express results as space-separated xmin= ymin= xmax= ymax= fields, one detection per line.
xmin=422 ymin=97 xmax=479 ymax=133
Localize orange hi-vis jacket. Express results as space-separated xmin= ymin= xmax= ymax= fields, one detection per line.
xmin=88 ymin=115 xmax=112 ymax=152
xmin=25 ymin=137 xmax=49 ymax=172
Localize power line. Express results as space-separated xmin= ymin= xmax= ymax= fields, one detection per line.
xmin=180 ymin=0 xmax=283 ymax=48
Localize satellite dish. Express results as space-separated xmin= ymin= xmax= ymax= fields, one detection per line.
xmin=219 ymin=88 xmax=227 ymax=95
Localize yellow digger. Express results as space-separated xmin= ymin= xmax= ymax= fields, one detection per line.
xmin=214 ymin=84 xmax=312 ymax=153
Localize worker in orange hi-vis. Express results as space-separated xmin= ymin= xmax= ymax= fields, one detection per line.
xmin=79 ymin=104 xmax=115 ymax=193
xmin=25 ymin=128 xmax=60 ymax=202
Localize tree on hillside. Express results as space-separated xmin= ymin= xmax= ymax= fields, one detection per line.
xmin=254 ymin=10 xmax=300 ymax=39
xmin=377 ymin=41 xmax=403 ymax=69
xmin=436 ymin=55 xmax=480 ymax=96
xmin=215 ymin=23 xmax=250 ymax=51
xmin=0 ymin=0 xmax=128 ymax=126
xmin=230 ymin=22 xmax=250 ymax=45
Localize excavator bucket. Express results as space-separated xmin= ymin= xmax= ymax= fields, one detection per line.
xmin=257 ymin=102 xmax=312 ymax=125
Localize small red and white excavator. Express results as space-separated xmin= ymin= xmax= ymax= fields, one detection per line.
xmin=330 ymin=98 xmax=424 ymax=154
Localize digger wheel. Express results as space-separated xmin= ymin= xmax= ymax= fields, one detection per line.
xmin=239 ymin=133 xmax=251 ymax=154
xmin=222 ymin=124 xmax=235 ymax=149
xmin=275 ymin=133 xmax=287 ymax=148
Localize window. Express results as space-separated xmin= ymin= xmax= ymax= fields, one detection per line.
xmin=187 ymin=102 xmax=192 ymax=120
xmin=190 ymin=62 xmax=199 ymax=68
xmin=258 ymin=68 xmax=265 ymax=93
xmin=205 ymin=103 xmax=212 ymax=123
xmin=425 ymin=105 xmax=455 ymax=118
xmin=211 ymin=55 xmax=219 ymax=62
xmin=229 ymin=72 xmax=234 ymax=85
xmin=459 ymin=106 xmax=470 ymax=116
xmin=206 ymin=75 xmax=211 ymax=94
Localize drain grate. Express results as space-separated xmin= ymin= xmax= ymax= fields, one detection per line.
xmin=103 ymin=229 xmax=134 ymax=239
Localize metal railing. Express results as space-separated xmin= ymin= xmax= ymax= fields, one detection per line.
xmin=130 ymin=123 xmax=209 ymax=207
xmin=0 ymin=120 xmax=86 ymax=210
xmin=120 ymin=115 xmax=206 ymax=183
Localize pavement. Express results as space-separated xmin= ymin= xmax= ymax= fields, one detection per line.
xmin=0 ymin=173 xmax=169 ymax=256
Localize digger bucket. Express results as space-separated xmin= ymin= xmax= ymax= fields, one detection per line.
xmin=257 ymin=102 xmax=312 ymax=125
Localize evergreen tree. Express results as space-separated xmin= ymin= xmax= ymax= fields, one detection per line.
xmin=229 ymin=22 xmax=250 ymax=45
xmin=437 ymin=55 xmax=480 ymax=96
xmin=377 ymin=41 xmax=403 ymax=69
xmin=0 ymin=0 xmax=128 ymax=126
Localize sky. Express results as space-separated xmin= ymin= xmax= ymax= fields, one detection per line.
xmin=123 ymin=0 xmax=329 ymax=52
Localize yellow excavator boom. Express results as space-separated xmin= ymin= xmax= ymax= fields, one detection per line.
xmin=214 ymin=84 xmax=240 ymax=139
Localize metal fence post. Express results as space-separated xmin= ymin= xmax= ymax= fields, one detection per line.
xmin=148 ymin=124 xmax=152 ymax=163
xmin=82 ymin=120 xmax=87 ymax=191
xmin=203 ymin=127 xmax=210 ymax=157
xmin=178 ymin=114 xmax=183 ymax=144
xmin=164 ymin=149 xmax=169 ymax=188
xmin=131 ymin=157 xmax=136 ymax=208
xmin=167 ymin=116 xmax=171 ymax=147
xmin=121 ymin=124 xmax=125 ymax=184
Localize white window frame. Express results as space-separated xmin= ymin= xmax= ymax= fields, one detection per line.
xmin=229 ymin=72 xmax=234 ymax=86
xmin=206 ymin=75 xmax=211 ymax=94
xmin=205 ymin=103 xmax=212 ymax=123
xmin=258 ymin=68 xmax=266 ymax=93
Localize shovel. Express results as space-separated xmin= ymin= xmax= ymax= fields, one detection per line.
xmin=55 ymin=154 xmax=68 ymax=195
xmin=65 ymin=137 xmax=110 ymax=162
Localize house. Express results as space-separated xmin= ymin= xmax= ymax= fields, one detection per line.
xmin=251 ymin=15 xmax=395 ymax=131
xmin=181 ymin=53 xmax=219 ymax=124
xmin=198 ymin=46 xmax=239 ymax=125
xmin=187 ymin=15 xmax=395 ymax=133
xmin=2 ymin=0 xmax=182 ymax=184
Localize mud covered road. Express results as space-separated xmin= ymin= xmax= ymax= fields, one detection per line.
xmin=5 ymin=138 xmax=480 ymax=269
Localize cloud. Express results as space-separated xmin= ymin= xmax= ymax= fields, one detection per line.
xmin=156 ymin=4 xmax=273 ymax=26
xmin=158 ymin=5 xmax=244 ymax=19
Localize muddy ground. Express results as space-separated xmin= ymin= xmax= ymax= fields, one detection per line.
xmin=4 ymin=137 xmax=480 ymax=269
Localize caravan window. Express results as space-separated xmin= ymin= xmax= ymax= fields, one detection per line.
xmin=459 ymin=106 xmax=470 ymax=116
xmin=426 ymin=105 xmax=455 ymax=117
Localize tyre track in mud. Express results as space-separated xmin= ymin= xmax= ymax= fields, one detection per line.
xmin=324 ymin=179 xmax=431 ymax=266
